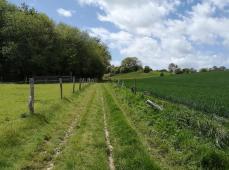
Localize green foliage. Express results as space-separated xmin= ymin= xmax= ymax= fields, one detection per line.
xmin=123 ymin=71 xmax=229 ymax=117
xmin=143 ymin=66 xmax=151 ymax=73
xmin=121 ymin=57 xmax=142 ymax=72
xmin=160 ymin=72 xmax=164 ymax=77
xmin=200 ymin=68 xmax=209 ymax=72
xmin=0 ymin=1 xmax=110 ymax=81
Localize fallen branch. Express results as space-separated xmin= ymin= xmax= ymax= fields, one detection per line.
xmin=146 ymin=100 xmax=163 ymax=111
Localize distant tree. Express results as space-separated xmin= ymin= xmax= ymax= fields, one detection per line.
xmin=190 ymin=68 xmax=197 ymax=73
xmin=182 ymin=68 xmax=191 ymax=74
xmin=159 ymin=69 xmax=168 ymax=72
xmin=175 ymin=68 xmax=183 ymax=74
xmin=200 ymin=68 xmax=209 ymax=72
xmin=143 ymin=66 xmax=151 ymax=73
xmin=121 ymin=57 xmax=142 ymax=72
xmin=120 ymin=66 xmax=129 ymax=73
xmin=112 ymin=66 xmax=120 ymax=74
xmin=219 ymin=66 xmax=226 ymax=71
xmin=213 ymin=66 xmax=218 ymax=71
xmin=168 ymin=63 xmax=178 ymax=73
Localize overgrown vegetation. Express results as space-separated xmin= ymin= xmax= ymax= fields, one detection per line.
xmin=109 ymin=83 xmax=229 ymax=169
xmin=123 ymin=71 xmax=229 ymax=117
xmin=0 ymin=0 xmax=111 ymax=81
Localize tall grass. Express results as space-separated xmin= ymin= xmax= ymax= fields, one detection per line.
xmin=108 ymin=83 xmax=229 ymax=169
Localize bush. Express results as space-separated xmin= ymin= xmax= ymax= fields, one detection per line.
xmin=160 ymin=72 xmax=164 ymax=77
xmin=175 ymin=68 xmax=184 ymax=74
xmin=200 ymin=68 xmax=209 ymax=72
xmin=143 ymin=66 xmax=151 ymax=73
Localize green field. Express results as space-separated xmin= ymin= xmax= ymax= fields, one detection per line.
xmin=0 ymin=82 xmax=228 ymax=169
xmin=111 ymin=71 xmax=167 ymax=80
xmin=0 ymin=83 xmax=78 ymax=122
xmin=123 ymin=71 xmax=229 ymax=117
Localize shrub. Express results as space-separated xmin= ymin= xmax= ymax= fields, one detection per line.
xmin=200 ymin=68 xmax=209 ymax=72
xmin=143 ymin=66 xmax=151 ymax=73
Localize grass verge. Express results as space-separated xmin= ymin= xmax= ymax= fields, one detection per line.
xmin=107 ymin=83 xmax=229 ymax=169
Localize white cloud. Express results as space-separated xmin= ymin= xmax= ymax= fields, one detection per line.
xmin=80 ymin=0 xmax=229 ymax=69
xmin=57 ymin=8 xmax=74 ymax=17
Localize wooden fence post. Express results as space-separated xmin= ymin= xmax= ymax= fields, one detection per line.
xmin=28 ymin=78 xmax=34 ymax=114
xmin=59 ymin=78 xmax=63 ymax=99
xmin=73 ymin=76 xmax=75 ymax=93
xmin=134 ymin=79 xmax=136 ymax=94
xmin=79 ymin=78 xmax=82 ymax=90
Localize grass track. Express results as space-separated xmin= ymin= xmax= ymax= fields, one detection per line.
xmin=54 ymin=84 xmax=109 ymax=170
xmin=102 ymin=84 xmax=160 ymax=170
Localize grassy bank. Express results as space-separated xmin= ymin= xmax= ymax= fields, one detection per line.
xmin=107 ymin=83 xmax=229 ymax=169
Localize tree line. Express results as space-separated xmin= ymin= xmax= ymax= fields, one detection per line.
xmin=107 ymin=56 xmax=228 ymax=77
xmin=0 ymin=1 xmax=111 ymax=81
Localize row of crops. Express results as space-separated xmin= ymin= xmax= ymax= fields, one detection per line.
xmin=122 ymin=71 xmax=229 ymax=117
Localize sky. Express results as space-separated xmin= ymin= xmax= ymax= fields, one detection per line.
xmin=8 ymin=0 xmax=229 ymax=69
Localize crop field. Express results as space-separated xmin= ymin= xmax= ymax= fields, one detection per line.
xmin=123 ymin=71 xmax=229 ymax=117
xmin=0 ymin=82 xmax=228 ymax=170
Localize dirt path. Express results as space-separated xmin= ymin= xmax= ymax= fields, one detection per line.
xmin=101 ymin=95 xmax=115 ymax=170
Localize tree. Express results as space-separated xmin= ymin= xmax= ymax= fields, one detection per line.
xmin=121 ymin=57 xmax=142 ymax=72
xmin=219 ymin=66 xmax=226 ymax=71
xmin=190 ymin=68 xmax=197 ymax=73
xmin=200 ymin=68 xmax=209 ymax=72
xmin=168 ymin=63 xmax=178 ymax=73
xmin=182 ymin=68 xmax=191 ymax=74
xmin=143 ymin=66 xmax=151 ymax=73
xmin=175 ymin=68 xmax=183 ymax=74
xmin=0 ymin=1 xmax=111 ymax=81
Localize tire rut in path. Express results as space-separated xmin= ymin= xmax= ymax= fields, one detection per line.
xmin=101 ymin=95 xmax=115 ymax=170
xmin=45 ymin=87 xmax=96 ymax=170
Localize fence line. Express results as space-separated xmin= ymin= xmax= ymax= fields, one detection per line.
xmin=26 ymin=77 xmax=96 ymax=114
